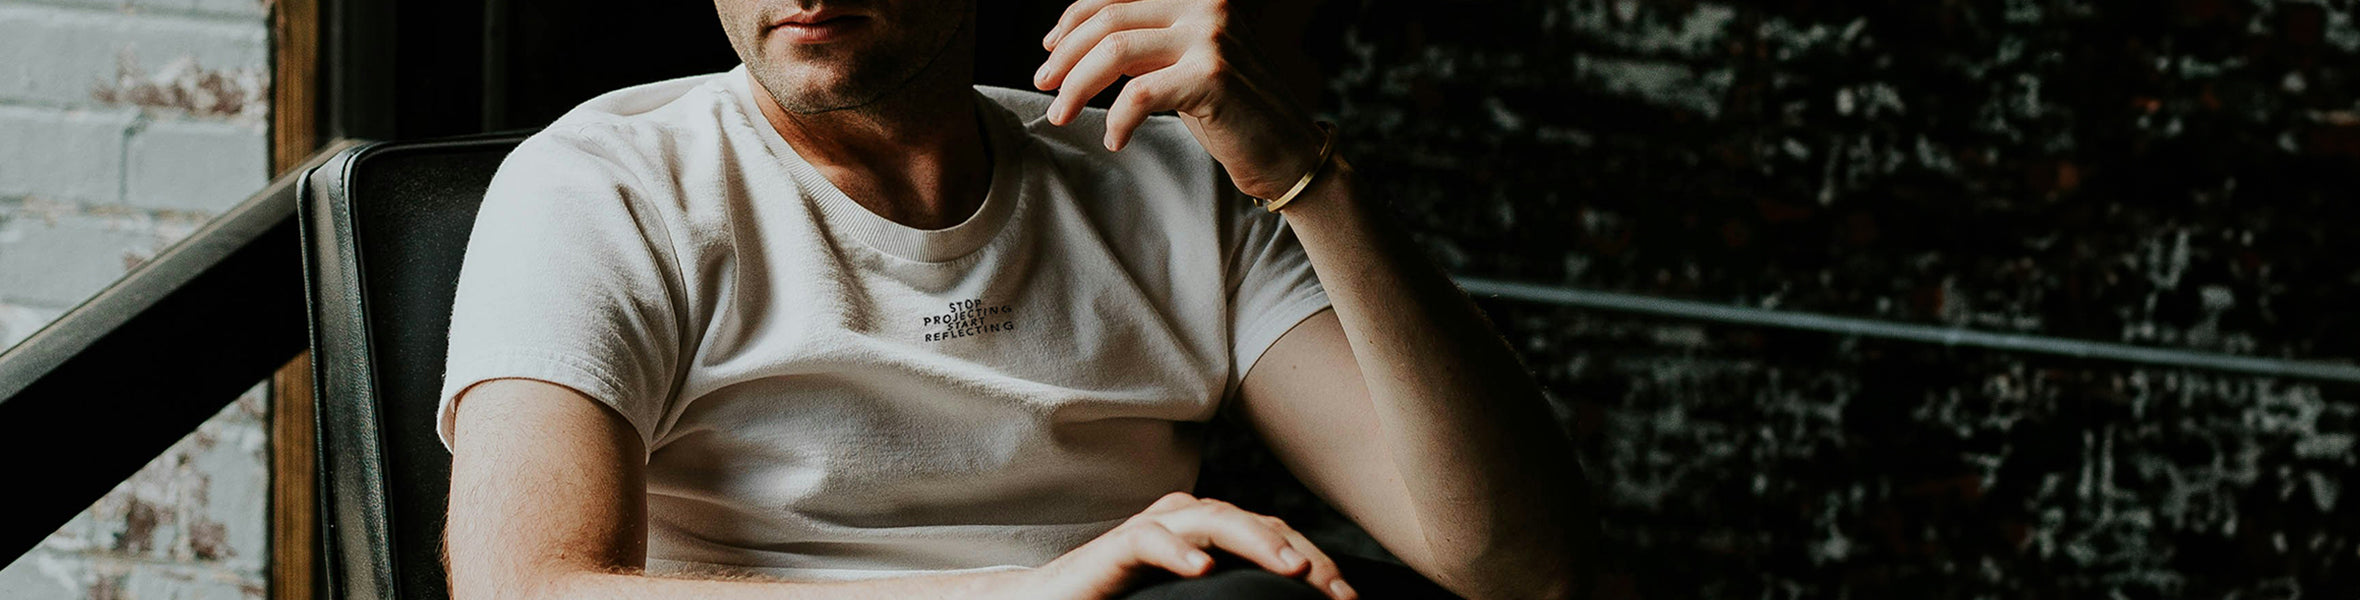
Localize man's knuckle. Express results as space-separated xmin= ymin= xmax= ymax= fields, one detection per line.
xmin=1181 ymin=501 xmax=1226 ymax=518
xmin=1101 ymin=3 xmax=1134 ymax=23
xmin=1121 ymin=524 xmax=1154 ymax=544
xmin=1115 ymin=523 xmax=1152 ymax=544
xmin=1103 ymin=30 xmax=1138 ymax=54
xmin=1211 ymin=508 xmax=1267 ymax=531
xmin=1118 ymin=516 xmax=1164 ymax=539
xmin=1076 ymin=18 xmax=1113 ymax=44
xmin=1195 ymin=54 xmax=1231 ymax=80
xmin=1257 ymin=526 xmax=1290 ymax=545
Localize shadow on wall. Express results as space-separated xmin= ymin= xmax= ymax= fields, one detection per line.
xmin=1202 ymin=0 xmax=2360 ymax=598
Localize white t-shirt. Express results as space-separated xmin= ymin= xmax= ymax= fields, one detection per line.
xmin=437 ymin=64 xmax=1331 ymax=581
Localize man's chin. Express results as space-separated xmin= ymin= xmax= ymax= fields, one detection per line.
xmin=746 ymin=64 xmax=860 ymax=110
xmin=754 ymin=48 xmax=939 ymax=114
xmin=768 ymin=83 xmax=890 ymax=115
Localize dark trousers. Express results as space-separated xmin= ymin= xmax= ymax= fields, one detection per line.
xmin=1119 ymin=552 xmax=1462 ymax=600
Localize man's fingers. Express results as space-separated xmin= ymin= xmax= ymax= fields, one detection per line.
xmin=1103 ymin=67 xmax=1201 ymax=151
xmin=1035 ymin=1 xmax=1178 ymax=91
xmin=1146 ymin=491 xmax=1198 ymax=513
xmin=1269 ymin=517 xmax=1356 ymax=600
xmin=1148 ymin=501 xmax=1309 ymax=578
xmin=1045 ymin=0 xmax=1149 ymax=50
xmin=1103 ymin=50 xmax=1231 ymax=150
xmin=1047 ymin=28 xmax=1187 ymax=126
xmin=1092 ymin=495 xmax=1352 ymax=598
xmin=1118 ymin=522 xmax=1217 ymax=578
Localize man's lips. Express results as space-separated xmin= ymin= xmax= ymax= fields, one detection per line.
xmin=766 ymin=13 xmax=870 ymax=44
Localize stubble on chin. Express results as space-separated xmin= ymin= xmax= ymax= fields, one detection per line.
xmin=746 ymin=8 xmax=970 ymax=116
xmin=761 ymin=53 xmax=929 ymax=115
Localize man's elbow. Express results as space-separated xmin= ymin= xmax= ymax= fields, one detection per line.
xmin=1528 ymin=567 xmax=1592 ymax=600
xmin=1421 ymin=529 xmax=1594 ymax=600
xmin=1434 ymin=556 xmax=1589 ymax=600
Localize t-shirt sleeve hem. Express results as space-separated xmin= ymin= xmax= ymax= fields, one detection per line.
xmin=1230 ymin=288 xmax=1335 ymax=390
xmin=436 ymin=347 xmax=656 ymax=454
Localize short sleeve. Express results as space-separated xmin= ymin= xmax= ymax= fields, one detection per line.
xmin=1219 ymin=183 xmax=1333 ymax=390
xmin=436 ymin=127 xmax=687 ymax=454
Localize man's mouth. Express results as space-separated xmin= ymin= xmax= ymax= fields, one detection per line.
xmin=767 ymin=12 xmax=870 ymax=44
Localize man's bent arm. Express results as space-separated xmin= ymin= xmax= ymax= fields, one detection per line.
xmin=445 ymin=379 xmax=1022 ymax=600
xmin=1237 ymin=162 xmax=1598 ymax=600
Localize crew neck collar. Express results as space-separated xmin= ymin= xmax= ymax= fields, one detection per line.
xmin=726 ymin=64 xmax=1028 ymax=264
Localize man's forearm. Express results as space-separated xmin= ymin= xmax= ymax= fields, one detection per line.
xmin=1276 ymin=160 xmax=1597 ymax=599
xmin=444 ymin=382 xmax=1038 ymax=600
xmin=472 ymin=565 xmax=1022 ymax=600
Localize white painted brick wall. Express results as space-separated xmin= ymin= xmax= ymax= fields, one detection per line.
xmin=38 ymin=0 xmax=270 ymax=20
xmin=0 ymin=3 xmax=268 ymax=110
xmin=0 ymin=197 xmax=213 ymax=306
xmin=0 ymin=201 xmax=169 ymax=306
xmin=0 ymin=0 xmax=272 ymax=597
xmin=126 ymin=118 xmax=267 ymax=210
xmin=0 ymin=300 xmax=66 ymax=349
xmin=0 ymin=105 xmax=135 ymax=205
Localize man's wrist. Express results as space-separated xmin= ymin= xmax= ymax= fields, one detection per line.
xmin=1271 ymin=153 xmax=1359 ymax=224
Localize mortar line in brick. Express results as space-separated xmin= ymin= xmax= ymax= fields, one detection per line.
xmin=0 ymin=195 xmax=202 ymax=221
xmin=0 ymin=99 xmax=263 ymax=127
xmin=17 ymin=547 xmax=269 ymax=576
xmin=117 ymin=115 xmax=142 ymax=206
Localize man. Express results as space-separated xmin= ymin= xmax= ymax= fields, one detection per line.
xmin=440 ymin=0 xmax=1595 ymax=598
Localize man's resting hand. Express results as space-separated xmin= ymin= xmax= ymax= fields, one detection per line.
xmin=1024 ymin=491 xmax=1357 ymax=600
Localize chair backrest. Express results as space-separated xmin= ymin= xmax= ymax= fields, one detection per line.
xmin=300 ymin=133 xmax=532 ymax=600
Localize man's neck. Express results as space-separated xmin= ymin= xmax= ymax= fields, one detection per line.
xmin=749 ymin=70 xmax=990 ymax=231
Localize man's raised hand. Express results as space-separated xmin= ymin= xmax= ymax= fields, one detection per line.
xmin=1023 ymin=492 xmax=1358 ymax=600
xmin=1033 ymin=0 xmax=1329 ymax=201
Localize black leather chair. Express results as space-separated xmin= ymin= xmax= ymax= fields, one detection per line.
xmin=300 ymin=133 xmax=532 ymax=600
xmin=296 ymin=133 xmax=1458 ymax=600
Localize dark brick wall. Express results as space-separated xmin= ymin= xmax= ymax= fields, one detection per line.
xmin=1205 ymin=0 xmax=2360 ymax=597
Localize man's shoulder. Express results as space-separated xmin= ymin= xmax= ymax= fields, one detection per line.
xmin=975 ymin=84 xmax=1240 ymax=247
xmin=976 ymin=84 xmax=1056 ymax=124
xmin=552 ymin=70 xmax=737 ymax=130
xmin=499 ymin=71 xmax=746 ymax=187
xmin=527 ymin=69 xmax=742 ymax=151
xmin=974 ymin=84 xmax=1208 ymax=168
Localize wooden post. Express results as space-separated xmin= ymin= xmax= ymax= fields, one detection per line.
xmin=270 ymin=0 xmax=321 ymax=599
xmin=270 ymin=352 xmax=317 ymax=600
xmin=273 ymin=0 xmax=320 ymax=172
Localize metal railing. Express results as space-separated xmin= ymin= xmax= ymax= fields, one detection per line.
xmin=1457 ymin=277 xmax=2360 ymax=383
xmin=0 ymin=142 xmax=359 ymax=560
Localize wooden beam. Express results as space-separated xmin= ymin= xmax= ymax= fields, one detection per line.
xmin=273 ymin=0 xmax=321 ymax=172
xmin=270 ymin=0 xmax=321 ymax=599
